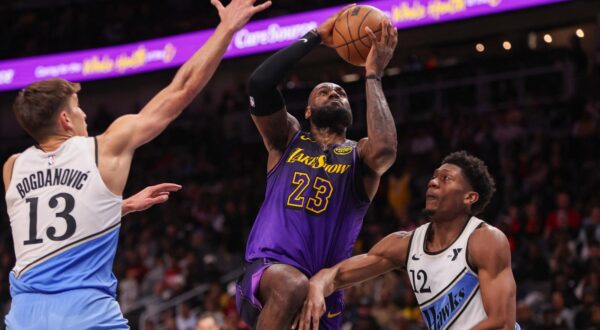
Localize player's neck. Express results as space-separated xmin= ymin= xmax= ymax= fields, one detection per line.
xmin=36 ymin=134 xmax=74 ymax=152
xmin=310 ymin=126 xmax=346 ymax=148
xmin=427 ymin=214 xmax=470 ymax=252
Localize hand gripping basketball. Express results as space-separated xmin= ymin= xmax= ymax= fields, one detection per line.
xmin=364 ymin=20 xmax=398 ymax=77
xmin=330 ymin=5 xmax=391 ymax=67
xmin=316 ymin=4 xmax=357 ymax=48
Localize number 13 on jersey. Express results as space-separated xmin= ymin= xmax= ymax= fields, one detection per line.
xmin=286 ymin=171 xmax=334 ymax=214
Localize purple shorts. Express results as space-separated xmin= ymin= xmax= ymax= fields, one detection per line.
xmin=235 ymin=258 xmax=344 ymax=330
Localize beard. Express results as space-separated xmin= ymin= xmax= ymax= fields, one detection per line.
xmin=421 ymin=208 xmax=434 ymax=220
xmin=310 ymin=103 xmax=352 ymax=132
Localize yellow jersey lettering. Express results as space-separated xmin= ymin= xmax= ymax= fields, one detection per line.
xmin=287 ymin=148 xmax=351 ymax=174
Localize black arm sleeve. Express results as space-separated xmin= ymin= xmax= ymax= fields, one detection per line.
xmin=248 ymin=30 xmax=322 ymax=116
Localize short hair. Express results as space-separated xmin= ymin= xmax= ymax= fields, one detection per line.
xmin=197 ymin=312 xmax=223 ymax=327
xmin=442 ymin=151 xmax=496 ymax=215
xmin=12 ymin=78 xmax=80 ymax=141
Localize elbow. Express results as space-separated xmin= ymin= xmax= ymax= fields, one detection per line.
xmin=373 ymin=144 xmax=398 ymax=166
xmin=170 ymin=80 xmax=199 ymax=105
xmin=174 ymin=87 xmax=196 ymax=108
xmin=369 ymin=151 xmax=397 ymax=176
xmin=247 ymin=72 xmax=268 ymax=95
xmin=491 ymin=317 xmax=512 ymax=330
xmin=247 ymin=65 xmax=280 ymax=96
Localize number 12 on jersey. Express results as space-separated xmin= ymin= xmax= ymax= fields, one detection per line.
xmin=286 ymin=171 xmax=334 ymax=214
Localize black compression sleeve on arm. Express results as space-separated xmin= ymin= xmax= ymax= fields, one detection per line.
xmin=248 ymin=30 xmax=322 ymax=116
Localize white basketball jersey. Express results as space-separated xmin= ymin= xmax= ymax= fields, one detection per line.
xmin=5 ymin=136 xmax=122 ymax=295
xmin=406 ymin=216 xmax=487 ymax=330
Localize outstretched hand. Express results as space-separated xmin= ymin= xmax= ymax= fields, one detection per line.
xmin=317 ymin=4 xmax=356 ymax=48
xmin=364 ymin=20 xmax=398 ymax=77
xmin=292 ymin=283 xmax=327 ymax=330
xmin=211 ymin=0 xmax=272 ymax=33
xmin=122 ymin=183 xmax=182 ymax=216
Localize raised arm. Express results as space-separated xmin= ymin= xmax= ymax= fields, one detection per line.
xmin=248 ymin=6 xmax=353 ymax=170
xmin=295 ymin=231 xmax=411 ymax=330
xmin=469 ymin=226 xmax=517 ymax=330
xmin=121 ymin=183 xmax=182 ymax=217
xmin=357 ymin=21 xmax=398 ymax=200
xmin=95 ymin=0 xmax=270 ymax=195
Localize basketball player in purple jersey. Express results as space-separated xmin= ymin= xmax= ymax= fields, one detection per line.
xmin=235 ymin=5 xmax=399 ymax=329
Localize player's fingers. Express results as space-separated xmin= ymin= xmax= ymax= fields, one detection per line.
xmin=210 ymin=0 xmax=225 ymax=12
xmin=312 ymin=313 xmax=320 ymax=330
xmin=390 ymin=28 xmax=398 ymax=49
xmin=300 ymin=302 xmax=311 ymax=330
xmin=291 ymin=313 xmax=299 ymax=330
xmin=365 ymin=26 xmax=377 ymax=43
xmin=387 ymin=21 xmax=394 ymax=46
xmin=338 ymin=3 xmax=356 ymax=17
xmin=381 ymin=20 xmax=389 ymax=44
xmin=151 ymin=183 xmax=182 ymax=193
xmin=299 ymin=305 xmax=308 ymax=330
xmin=387 ymin=24 xmax=397 ymax=47
xmin=151 ymin=195 xmax=169 ymax=204
xmin=252 ymin=0 xmax=272 ymax=14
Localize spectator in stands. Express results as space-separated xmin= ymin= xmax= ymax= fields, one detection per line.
xmin=196 ymin=312 xmax=223 ymax=330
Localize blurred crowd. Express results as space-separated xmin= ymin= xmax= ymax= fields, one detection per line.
xmin=0 ymin=42 xmax=599 ymax=330
xmin=0 ymin=0 xmax=349 ymax=60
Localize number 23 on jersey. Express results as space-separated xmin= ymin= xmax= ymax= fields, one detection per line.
xmin=286 ymin=171 xmax=334 ymax=214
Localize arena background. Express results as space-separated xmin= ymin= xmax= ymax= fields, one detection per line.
xmin=0 ymin=0 xmax=599 ymax=329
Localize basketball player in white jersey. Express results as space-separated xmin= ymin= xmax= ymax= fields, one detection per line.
xmin=295 ymin=151 xmax=519 ymax=330
xmin=2 ymin=0 xmax=271 ymax=328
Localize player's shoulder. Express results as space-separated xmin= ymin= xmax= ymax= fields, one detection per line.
xmin=371 ymin=230 xmax=413 ymax=266
xmin=373 ymin=230 xmax=413 ymax=251
xmin=470 ymin=222 xmax=508 ymax=245
xmin=468 ymin=222 xmax=511 ymax=266
xmin=3 ymin=153 xmax=21 ymax=190
xmin=3 ymin=153 xmax=21 ymax=171
xmin=388 ymin=230 xmax=413 ymax=241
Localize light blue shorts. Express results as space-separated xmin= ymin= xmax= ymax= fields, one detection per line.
xmin=5 ymin=289 xmax=129 ymax=330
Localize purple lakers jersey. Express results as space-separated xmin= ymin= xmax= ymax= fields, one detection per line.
xmin=245 ymin=131 xmax=371 ymax=276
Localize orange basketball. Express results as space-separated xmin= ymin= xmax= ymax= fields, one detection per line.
xmin=332 ymin=5 xmax=386 ymax=67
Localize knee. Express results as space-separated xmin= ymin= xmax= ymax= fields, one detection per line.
xmin=268 ymin=275 xmax=308 ymax=312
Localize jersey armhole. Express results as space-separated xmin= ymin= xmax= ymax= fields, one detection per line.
xmin=93 ymin=136 xmax=98 ymax=167
xmin=266 ymin=130 xmax=301 ymax=178
xmin=351 ymin=152 xmax=370 ymax=204
xmin=403 ymin=232 xmax=415 ymax=270
xmin=4 ymin=154 xmax=19 ymax=192
xmin=465 ymin=222 xmax=485 ymax=274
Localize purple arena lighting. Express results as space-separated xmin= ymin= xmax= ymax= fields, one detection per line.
xmin=0 ymin=0 xmax=566 ymax=91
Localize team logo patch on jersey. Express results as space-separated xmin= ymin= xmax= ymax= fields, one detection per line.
xmin=448 ymin=248 xmax=462 ymax=261
xmin=333 ymin=147 xmax=352 ymax=155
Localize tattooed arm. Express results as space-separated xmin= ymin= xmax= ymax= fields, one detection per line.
xmin=357 ymin=20 xmax=399 ymax=200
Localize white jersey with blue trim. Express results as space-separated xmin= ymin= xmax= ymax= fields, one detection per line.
xmin=406 ymin=216 xmax=487 ymax=330
xmin=5 ymin=136 xmax=122 ymax=297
